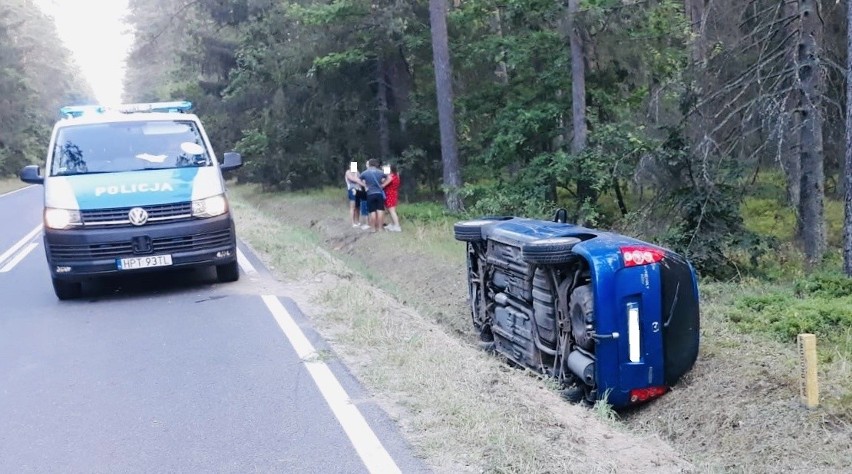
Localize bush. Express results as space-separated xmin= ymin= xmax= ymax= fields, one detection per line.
xmin=729 ymin=274 xmax=852 ymax=350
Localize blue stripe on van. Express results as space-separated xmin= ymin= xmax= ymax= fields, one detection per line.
xmin=66 ymin=168 xmax=200 ymax=209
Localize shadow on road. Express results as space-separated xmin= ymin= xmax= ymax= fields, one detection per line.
xmin=78 ymin=266 xmax=222 ymax=301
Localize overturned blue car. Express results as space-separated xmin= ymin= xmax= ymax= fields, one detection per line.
xmin=454 ymin=212 xmax=700 ymax=408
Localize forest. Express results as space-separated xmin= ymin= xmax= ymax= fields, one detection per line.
xmin=0 ymin=0 xmax=91 ymax=178
xmin=3 ymin=0 xmax=851 ymax=280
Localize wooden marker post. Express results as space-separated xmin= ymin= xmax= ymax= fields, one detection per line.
xmin=797 ymin=334 xmax=819 ymax=409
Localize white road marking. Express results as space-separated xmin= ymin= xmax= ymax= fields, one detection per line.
xmin=237 ymin=247 xmax=257 ymax=275
xmin=0 ymin=242 xmax=38 ymax=273
xmin=0 ymin=185 xmax=34 ymax=198
xmin=0 ymin=225 xmax=42 ymax=268
xmin=261 ymin=295 xmax=401 ymax=474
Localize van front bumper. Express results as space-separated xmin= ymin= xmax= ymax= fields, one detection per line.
xmin=43 ymin=214 xmax=237 ymax=280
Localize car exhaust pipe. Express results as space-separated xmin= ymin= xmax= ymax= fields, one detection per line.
xmin=567 ymin=350 xmax=595 ymax=385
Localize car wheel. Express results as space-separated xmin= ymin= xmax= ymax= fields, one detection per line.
xmin=569 ymin=284 xmax=595 ymax=351
xmin=52 ymin=278 xmax=82 ymax=300
xmin=521 ymin=237 xmax=581 ymax=265
xmin=216 ymin=260 xmax=240 ymax=283
xmin=453 ymin=216 xmax=512 ymax=242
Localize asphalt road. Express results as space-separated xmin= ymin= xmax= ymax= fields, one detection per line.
xmin=0 ymin=185 xmax=426 ymax=473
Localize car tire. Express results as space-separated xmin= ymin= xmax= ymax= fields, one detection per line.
xmin=216 ymin=260 xmax=240 ymax=283
xmin=52 ymin=278 xmax=82 ymax=300
xmin=521 ymin=237 xmax=581 ymax=265
xmin=453 ymin=216 xmax=512 ymax=242
xmin=569 ymin=284 xmax=595 ymax=351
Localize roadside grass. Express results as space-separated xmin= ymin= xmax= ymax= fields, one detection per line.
xmin=0 ymin=177 xmax=26 ymax=195
xmin=630 ymin=279 xmax=852 ymax=471
xmin=725 ymin=274 xmax=852 ymax=417
xmin=228 ymin=196 xmax=331 ymax=278
xmin=229 ymin=182 xmax=851 ymax=472
xmin=228 ymin=184 xmax=691 ymax=473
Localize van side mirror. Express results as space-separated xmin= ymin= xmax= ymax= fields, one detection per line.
xmin=221 ymin=152 xmax=242 ymax=172
xmin=20 ymin=165 xmax=44 ymax=184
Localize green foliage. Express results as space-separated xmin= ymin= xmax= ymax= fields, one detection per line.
xmin=661 ymin=182 xmax=771 ymax=280
xmin=729 ymin=274 xmax=852 ymax=361
xmin=794 ymin=274 xmax=852 ymax=299
xmin=463 ymin=186 xmax=556 ymax=219
xmin=741 ymin=197 xmax=796 ymax=242
xmin=399 ymin=201 xmax=458 ymax=224
xmin=0 ymin=1 xmax=92 ymax=175
xmin=121 ymin=0 xmax=850 ymax=281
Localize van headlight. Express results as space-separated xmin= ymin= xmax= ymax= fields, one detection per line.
xmin=45 ymin=208 xmax=82 ymax=229
xmin=192 ymin=194 xmax=228 ymax=218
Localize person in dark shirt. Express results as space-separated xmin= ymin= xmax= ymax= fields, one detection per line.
xmin=358 ymin=159 xmax=388 ymax=232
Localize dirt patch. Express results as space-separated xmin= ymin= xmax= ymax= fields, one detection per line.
xmin=232 ymin=186 xmax=851 ymax=473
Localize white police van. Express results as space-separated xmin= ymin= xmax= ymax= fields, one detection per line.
xmin=20 ymin=101 xmax=243 ymax=299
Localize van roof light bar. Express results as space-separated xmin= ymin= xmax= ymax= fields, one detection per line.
xmin=115 ymin=101 xmax=193 ymax=113
xmin=59 ymin=105 xmax=107 ymax=118
xmin=59 ymin=101 xmax=193 ymax=118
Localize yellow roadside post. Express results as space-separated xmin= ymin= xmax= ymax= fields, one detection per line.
xmin=797 ymin=333 xmax=819 ymax=409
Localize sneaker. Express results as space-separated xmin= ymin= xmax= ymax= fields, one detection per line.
xmin=352 ymin=223 xmax=360 ymax=228
xmin=388 ymin=225 xmax=402 ymax=232
xmin=360 ymin=224 xmax=371 ymax=230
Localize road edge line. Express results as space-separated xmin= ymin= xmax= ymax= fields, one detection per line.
xmin=236 ymin=247 xmax=258 ymax=275
xmin=261 ymin=295 xmax=401 ymax=474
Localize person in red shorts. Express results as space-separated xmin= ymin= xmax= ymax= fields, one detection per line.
xmin=383 ymin=164 xmax=402 ymax=232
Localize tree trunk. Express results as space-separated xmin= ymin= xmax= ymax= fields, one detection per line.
xmin=567 ymin=0 xmax=592 ymax=220
xmin=844 ymin=0 xmax=852 ymax=275
xmin=568 ymin=0 xmax=587 ymax=155
xmin=429 ymin=0 xmax=463 ymax=211
xmin=784 ymin=107 xmax=802 ymax=208
xmin=783 ymin=0 xmax=802 ymax=210
xmin=683 ymin=0 xmax=707 ymax=149
xmin=376 ymin=55 xmax=391 ymax=162
xmin=491 ymin=8 xmax=509 ymax=86
xmin=796 ymin=0 xmax=826 ymax=268
xmin=388 ymin=48 xmax=413 ymax=133
xmin=684 ymin=0 xmax=706 ymax=65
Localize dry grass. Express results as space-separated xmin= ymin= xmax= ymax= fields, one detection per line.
xmin=229 ymin=184 xmax=691 ymax=473
xmin=626 ymin=282 xmax=852 ymax=472
xmin=229 ymin=184 xmax=852 ymax=473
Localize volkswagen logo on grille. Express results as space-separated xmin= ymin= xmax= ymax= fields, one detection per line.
xmin=128 ymin=207 xmax=149 ymax=226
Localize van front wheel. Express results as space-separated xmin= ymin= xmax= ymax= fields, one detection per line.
xmin=216 ymin=261 xmax=240 ymax=283
xmin=52 ymin=278 xmax=82 ymax=300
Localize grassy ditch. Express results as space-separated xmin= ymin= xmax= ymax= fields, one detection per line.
xmin=229 ymin=184 xmax=851 ymax=473
xmin=229 ymin=185 xmax=689 ymax=473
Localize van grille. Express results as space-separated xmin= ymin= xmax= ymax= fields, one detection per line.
xmin=48 ymin=229 xmax=233 ymax=262
xmin=81 ymin=202 xmax=193 ymax=228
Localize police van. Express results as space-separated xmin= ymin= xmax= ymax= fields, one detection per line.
xmin=20 ymin=101 xmax=243 ymax=300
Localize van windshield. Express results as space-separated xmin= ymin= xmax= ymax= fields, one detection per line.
xmin=50 ymin=120 xmax=212 ymax=176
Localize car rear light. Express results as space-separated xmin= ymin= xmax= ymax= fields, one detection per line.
xmin=621 ymin=246 xmax=665 ymax=267
xmin=629 ymin=386 xmax=668 ymax=404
